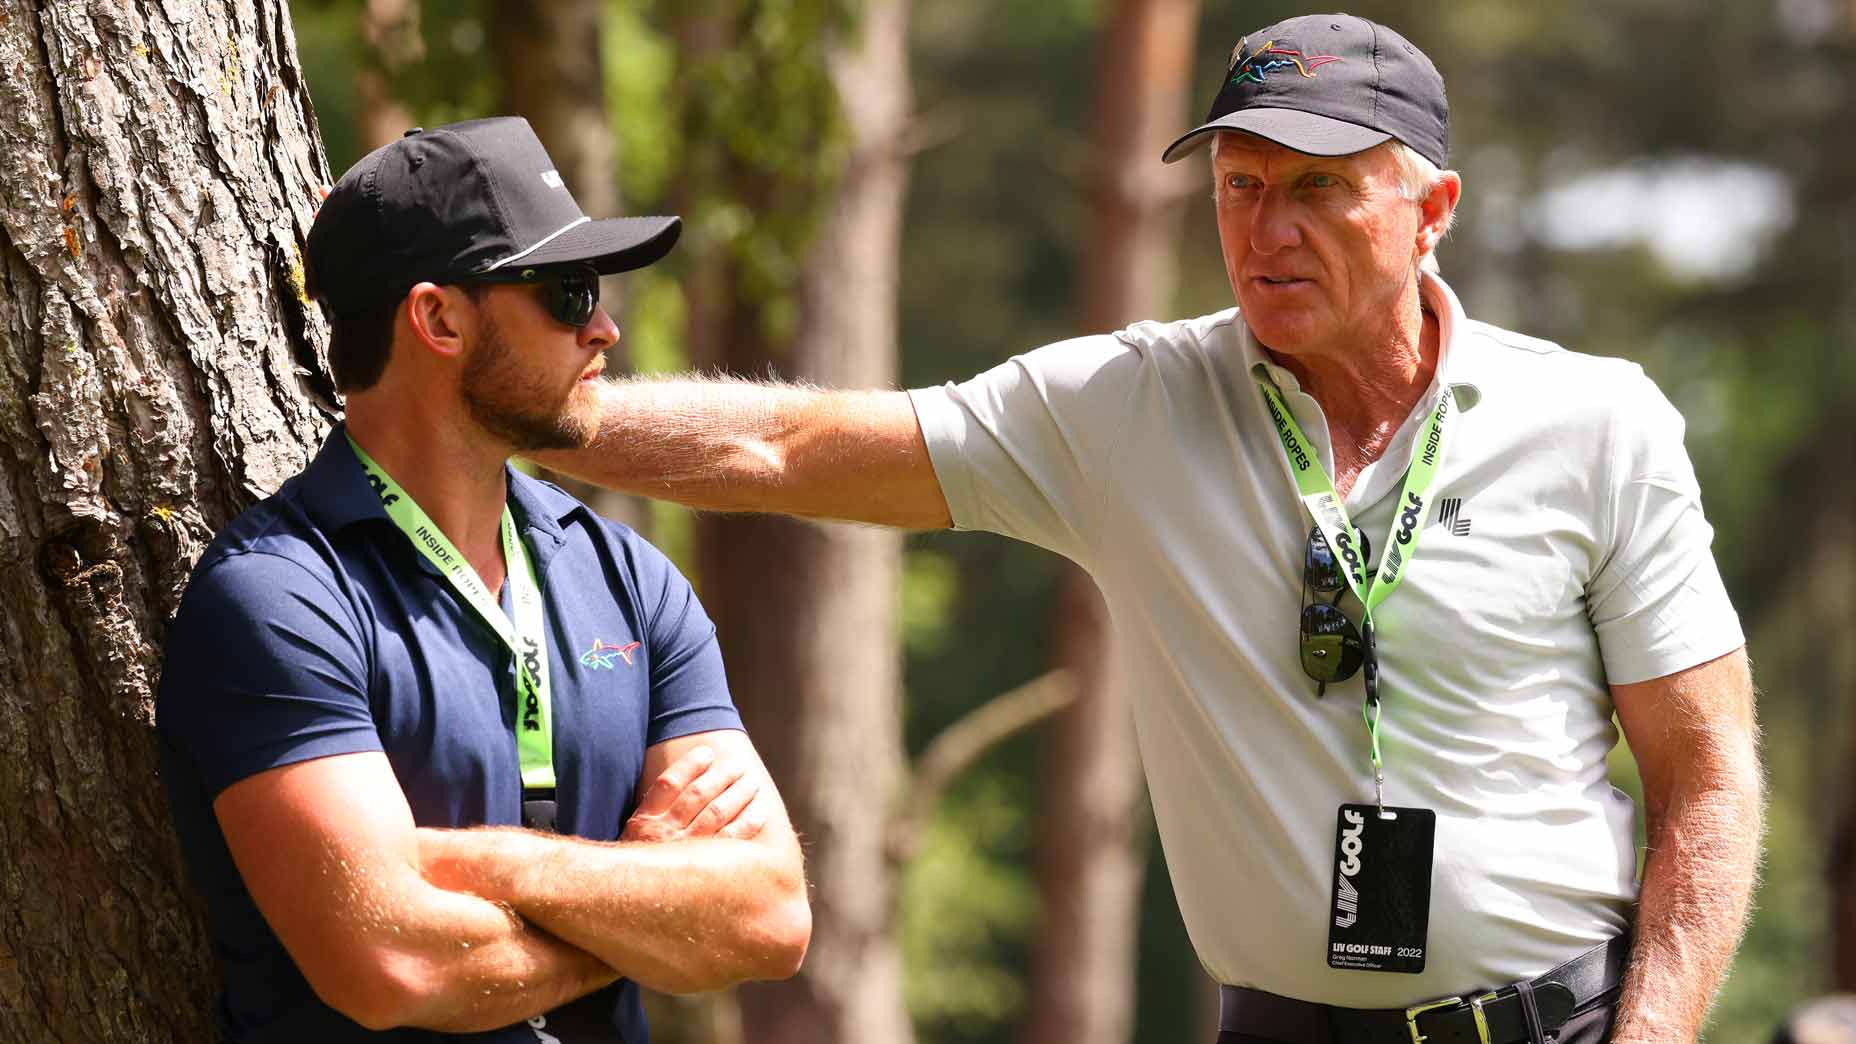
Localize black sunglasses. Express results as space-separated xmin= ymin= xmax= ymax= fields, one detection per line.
xmin=1299 ymin=525 xmax=1378 ymax=702
xmin=464 ymin=263 xmax=601 ymax=328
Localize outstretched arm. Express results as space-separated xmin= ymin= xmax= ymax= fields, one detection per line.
xmin=1609 ymin=647 xmax=1763 ymax=1043
xmin=415 ymin=729 xmax=812 ymax=995
xmin=215 ymin=752 xmax=617 ymax=1033
xmin=531 ymin=374 xmax=951 ymax=528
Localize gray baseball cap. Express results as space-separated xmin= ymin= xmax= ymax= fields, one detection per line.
xmin=1162 ymin=14 xmax=1448 ymax=167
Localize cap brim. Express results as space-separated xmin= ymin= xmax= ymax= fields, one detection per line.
xmin=1161 ymin=108 xmax=1391 ymax=164
xmin=519 ymin=215 xmax=682 ymax=274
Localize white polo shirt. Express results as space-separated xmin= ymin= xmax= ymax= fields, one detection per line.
xmin=908 ymin=273 xmax=1744 ymax=1007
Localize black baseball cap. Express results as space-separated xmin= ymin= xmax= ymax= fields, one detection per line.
xmin=306 ymin=116 xmax=680 ymax=316
xmin=1161 ymin=14 xmax=1447 ymax=168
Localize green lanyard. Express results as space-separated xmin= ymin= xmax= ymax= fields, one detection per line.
xmin=1255 ymin=377 xmax=1455 ymax=794
xmin=347 ymin=435 xmax=556 ymax=791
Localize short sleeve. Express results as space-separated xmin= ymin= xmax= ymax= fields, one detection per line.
xmin=156 ymin=551 xmax=382 ymax=798
xmin=629 ymin=540 xmax=743 ymax=745
xmin=907 ymin=334 xmax=1140 ymax=566
xmin=1586 ymin=371 xmax=1746 ymax=684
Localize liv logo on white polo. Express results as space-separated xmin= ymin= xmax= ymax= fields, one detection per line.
xmin=1437 ymin=497 xmax=1473 ymax=536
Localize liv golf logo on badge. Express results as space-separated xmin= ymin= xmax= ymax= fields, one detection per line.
xmin=1333 ymin=808 xmax=1364 ymax=928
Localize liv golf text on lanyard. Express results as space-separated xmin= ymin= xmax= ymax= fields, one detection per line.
xmin=348 ymin=435 xmax=556 ymax=791
xmin=1256 ymin=377 xmax=1454 ymax=787
xmin=1257 ymin=377 xmax=1455 ymax=975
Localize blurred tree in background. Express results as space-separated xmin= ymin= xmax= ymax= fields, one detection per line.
xmin=669 ymin=2 xmax=914 ymax=1042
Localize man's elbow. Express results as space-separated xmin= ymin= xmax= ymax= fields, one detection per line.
xmin=313 ymin=946 xmax=514 ymax=1033
xmin=747 ymin=889 xmax=812 ymax=981
xmin=305 ymin=949 xmax=439 ymax=1032
xmin=675 ymin=881 xmax=811 ymax=992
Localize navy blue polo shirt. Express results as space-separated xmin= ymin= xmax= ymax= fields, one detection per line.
xmin=157 ymin=426 xmax=741 ymax=1044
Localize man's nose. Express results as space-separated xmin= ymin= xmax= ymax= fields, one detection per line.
xmin=1248 ymin=190 xmax=1301 ymax=254
xmin=581 ymin=304 xmax=620 ymax=351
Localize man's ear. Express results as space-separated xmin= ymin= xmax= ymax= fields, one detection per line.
xmin=403 ymin=282 xmax=472 ymax=362
xmin=1415 ymin=171 xmax=1462 ymax=259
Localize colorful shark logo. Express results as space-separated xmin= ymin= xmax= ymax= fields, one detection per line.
xmin=1229 ymin=39 xmax=1343 ymax=86
xmin=580 ymin=638 xmax=641 ymax=670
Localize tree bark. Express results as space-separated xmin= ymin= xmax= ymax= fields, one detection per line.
xmin=489 ymin=0 xmax=651 ymax=534
xmin=0 ymin=1 xmax=332 ymax=1040
xmin=1025 ymin=3 xmax=1200 ymax=1043
xmin=676 ymin=4 xmax=914 ymax=1043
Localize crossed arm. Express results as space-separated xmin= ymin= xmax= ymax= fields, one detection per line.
xmin=215 ymin=728 xmax=806 ymax=1032
xmin=532 ymin=376 xmax=952 ymax=529
xmin=412 ymin=729 xmax=810 ymax=996
xmin=1609 ymin=647 xmax=1764 ymax=1043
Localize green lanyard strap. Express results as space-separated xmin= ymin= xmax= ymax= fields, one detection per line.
xmin=348 ymin=435 xmax=556 ymax=790
xmin=1255 ymin=377 xmax=1455 ymax=786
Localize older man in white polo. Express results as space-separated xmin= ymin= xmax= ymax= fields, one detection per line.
xmin=544 ymin=13 xmax=1761 ymax=1043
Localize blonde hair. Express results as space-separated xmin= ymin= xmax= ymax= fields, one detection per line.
xmin=1386 ymin=142 xmax=1454 ymax=273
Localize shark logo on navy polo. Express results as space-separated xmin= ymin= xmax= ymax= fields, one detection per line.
xmin=580 ymin=638 xmax=641 ymax=670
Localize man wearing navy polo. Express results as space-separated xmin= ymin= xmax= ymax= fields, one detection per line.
xmin=156 ymin=117 xmax=809 ymax=1044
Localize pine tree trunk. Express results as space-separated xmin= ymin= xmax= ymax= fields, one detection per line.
xmin=0 ymin=1 xmax=332 ymax=1040
xmin=678 ymin=3 xmax=914 ymax=1043
xmin=1026 ymin=3 xmax=1199 ymax=1043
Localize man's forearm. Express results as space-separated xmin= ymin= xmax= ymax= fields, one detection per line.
xmin=1610 ymin=773 xmax=1763 ymax=1042
xmin=343 ymin=877 xmax=618 ymax=1032
xmin=419 ymin=826 xmax=811 ymax=995
xmin=530 ymin=375 xmax=949 ymax=528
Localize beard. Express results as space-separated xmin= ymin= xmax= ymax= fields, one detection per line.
xmin=459 ymin=315 xmax=600 ymax=453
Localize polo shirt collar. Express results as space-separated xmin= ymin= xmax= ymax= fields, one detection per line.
xmin=506 ymin=467 xmax=575 ymax=570
xmin=297 ymin=423 xmax=579 ymax=576
xmin=1240 ymin=271 xmax=1483 ymax=413
xmin=296 ymin=423 xmax=389 ymax=533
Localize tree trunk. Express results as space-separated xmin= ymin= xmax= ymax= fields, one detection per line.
xmin=1025 ymin=3 xmax=1199 ymax=1043
xmin=491 ymin=0 xmax=614 ymax=224
xmin=489 ymin=0 xmax=651 ymax=535
xmin=357 ymin=0 xmax=422 ymax=151
xmin=676 ymin=3 xmax=914 ymax=1043
xmin=0 ymin=2 xmax=332 ymax=1040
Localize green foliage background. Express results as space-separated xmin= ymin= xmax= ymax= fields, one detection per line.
xmin=291 ymin=1 xmax=1850 ymax=1040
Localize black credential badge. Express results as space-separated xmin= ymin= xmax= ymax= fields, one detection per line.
xmin=1326 ymin=803 xmax=1435 ymax=973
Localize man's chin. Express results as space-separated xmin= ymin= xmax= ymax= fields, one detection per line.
xmin=522 ymin=413 xmax=599 ymax=454
xmin=1238 ymin=312 xmax=1325 ymax=357
xmin=474 ymin=402 xmax=600 ymax=455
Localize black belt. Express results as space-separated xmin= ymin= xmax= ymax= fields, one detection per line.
xmin=1218 ymin=935 xmax=1629 ymax=1044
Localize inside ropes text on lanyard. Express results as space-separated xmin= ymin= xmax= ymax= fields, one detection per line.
xmin=1255 ymin=376 xmax=1455 ymax=806
xmin=347 ymin=434 xmax=556 ymax=793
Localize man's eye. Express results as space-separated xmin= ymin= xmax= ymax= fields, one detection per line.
xmin=1307 ymin=173 xmax=1339 ymax=188
xmin=1224 ymin=173 xmax=1256 ymax=190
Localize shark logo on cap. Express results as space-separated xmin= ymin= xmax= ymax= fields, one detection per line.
xmin=539 ymin=169 xmax=565 ymax=189
xmin=1227 ymin=38 xmax=1343 ymax=86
